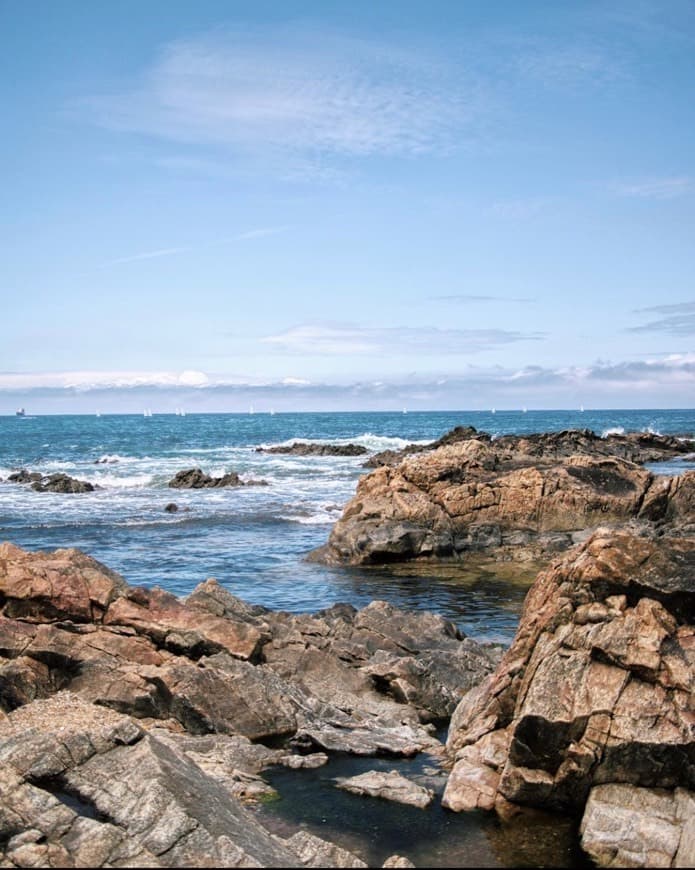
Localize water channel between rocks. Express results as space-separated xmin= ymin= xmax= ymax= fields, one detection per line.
xmin=252 ymin=749 xmax=593 ymax=868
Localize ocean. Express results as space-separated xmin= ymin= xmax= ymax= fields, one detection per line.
xmin=1 ymin=408 xmax=693 ymax=645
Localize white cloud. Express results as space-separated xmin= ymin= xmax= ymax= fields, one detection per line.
xmin=260 ymin=323 xmax=543 ymax=356
xmin=81 ymin=28 xmax=477 ymax=163
xmin=0 ymin=370 xmax=210 ymax=391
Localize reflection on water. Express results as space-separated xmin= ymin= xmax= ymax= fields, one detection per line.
xmin=254 ymin=752 xmax=592 ymax=868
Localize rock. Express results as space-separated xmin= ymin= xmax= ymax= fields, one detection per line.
xmin=0 ymin=542 xmax=127 ymax=623
xmin=335 ymin=770 xmax=435 ymax=808
xmin=0 ymin=544 xmax=485 ymax=754
xmin=167 ymin=468 xmax=244 ymax=489
xmin=0 ymin=694 xmax=304 ymax=868
xmin=284 ymin=831 xmax=367 ymax=868
xmin=31 ymin=473 xmax=95 ymax=493
xmin=164 ymin=502 xmax=179 ymax=513
xmin=256 ymin=442 xmax=368 ymax=457
xmin=6 ymin=469 xmax=42 ymax=484
xmin=580 ymin=784 xmax=695 ymax=868
xmin=442 ymin=527 xmax=694 ymax=866
xmin=381 ymin=856 xmax=416 ymax=868
xmin=312 ymin=425 xmax=695 ymax=566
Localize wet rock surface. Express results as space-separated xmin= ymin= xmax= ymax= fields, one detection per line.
xmin=0 ymin=542 xmax=499 ymax=866
xmin=312 ymin=426 xmax=695 ymax=566
xmin=442 ymin=526 xmax=695 ymax=867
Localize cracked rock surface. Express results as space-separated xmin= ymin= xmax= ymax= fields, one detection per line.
xmin=442 ymin=526 xmax=695 ymax=868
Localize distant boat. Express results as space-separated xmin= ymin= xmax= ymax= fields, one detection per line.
xmin=15 ymin=408 xmax=25 ymax=417
xmin=491 ymin=408 xmax=496 ymax=415
xmin=143 ymin=409 xmax=153 ymax=417
xmin=96 ymin=411 xmax=101 ymax=418
xmin=522 ymin=407 xmax=527 ymax=413
xmin=580 ymin=405 xmax=585 ymax=413
xmin=249 ymin=405 xmax=255 ymax=415
xmin=270 ymin=408 xmax=276 ymax=416
xmin=402 ymin=407 xmax=407 ymax=415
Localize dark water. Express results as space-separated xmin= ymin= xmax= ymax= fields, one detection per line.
xmin=254 ymin=751 xmax=593 ymax=868
xmin=1 ymin=409 xmax=692 ymax=644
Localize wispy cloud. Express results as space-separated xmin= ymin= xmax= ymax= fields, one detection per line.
xmin=628 ymin=301 xmax=695 ymax=336
xmin=611 ymin=176 xmax=693 ymax=199
xmin=0 ymin=370 xmax=211 ymax=391
xmin=80 ymin=27 xmax=479 ymax=167
xmin=260 ymin=323 xmax=544 ymax=355
xmin=233 ymin=227 xmax=287 ymax=241
xmin=106 ymin=247 xmax=189 ymax=266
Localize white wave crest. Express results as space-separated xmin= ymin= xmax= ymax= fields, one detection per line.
xmin=641 ymin=426 xmax=662 ymax=436
xmin=280 ymin=503 xmax=345 ymax=525
xmin=95 ymin=454 xmax=128 ymax=464
xmin=258 ymin=432 xmax=430 ymax=452
xmin=601 ymin=427 xmax=625 ymax=438
xmin=88 ymin=472 xmax=155 ymax=489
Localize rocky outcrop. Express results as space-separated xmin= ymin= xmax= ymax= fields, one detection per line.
xmin=167 ymin=468 xmax=245 ymax=488
xmin=366 ymin=426 xmax=694 ymax=469
xmin=0 ymin=542 xmax=504 ymax=865
xmin=441 ymin=527 xmax=694 ymax=867
xmin=0 ymin=540 xmax=495 ymax=755
xmin=312 ymin=426 xmax=695 ymax=566
xmin=4 ymin=470 xmax=95 ymax=493
xmin=0 ymin=693 xmax=376 ymax=868
xmin=257 ymin=442 xmax=368 ymax=456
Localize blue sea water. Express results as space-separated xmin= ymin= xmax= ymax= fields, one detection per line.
xmin=1 ymin=409 xmax=693 ymax=644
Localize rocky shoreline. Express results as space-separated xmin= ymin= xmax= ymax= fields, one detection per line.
xmin=0 ymin=426 xmax=693 ymax=867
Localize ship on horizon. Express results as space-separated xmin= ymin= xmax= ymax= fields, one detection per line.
xmin=15 ymin=408 xmax=25 ymax=417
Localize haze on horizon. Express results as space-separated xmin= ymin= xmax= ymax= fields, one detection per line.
xmin=2 ymin=0 xmax=694 ymax=414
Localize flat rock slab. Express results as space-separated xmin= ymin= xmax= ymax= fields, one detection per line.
xmin=335 ymin=770 xmax=435 ymax=808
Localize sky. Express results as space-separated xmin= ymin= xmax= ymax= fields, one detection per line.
xmin=2 ymin=0 xmax=694 ymax=413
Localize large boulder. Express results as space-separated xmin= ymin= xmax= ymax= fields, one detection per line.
xmin=257 ymin=442 xmax=368 ymax=456
xmin=441 ymin=527 xmax=694 ymax=866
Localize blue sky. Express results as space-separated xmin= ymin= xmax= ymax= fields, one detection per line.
xmin=2 ymin=0 xmax=694 ymax=412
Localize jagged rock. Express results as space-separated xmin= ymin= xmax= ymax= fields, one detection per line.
xmin=312 ymin=426 xmax=695 ymax=566
xmin=256 ymin=442 xmax=368 ymax=456
xmin=335 ymin=770 xmax=435 ymax=808
xmin=0 ymin=545 xmax=487 ymax=756
xmin=164 ymin=502 xmax=179 ymax=513
xmin=168 ymin=468 xmax=244 ymax=489
xmin=441 ymin=527 xmax=694 ymax=867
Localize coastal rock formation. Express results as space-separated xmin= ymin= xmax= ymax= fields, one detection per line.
xmin=366 ymin=426 xmax=694 ymax=469
xmin=4 ymin=470 xmax=95 ymax=493
xmin=312 ymin=426 xmax=695 ymax=566
xmin=441 ymin=527 xmax=694 ymax=868
xmin=0 ymin=540 xmax=495 ymax=765
xmin=256 ymin=442 xmax=368 ymax=457
xmin=0 ymin=542 xmax=505 ymax=865
xmin=335 ymin=770 xmax=435 ymax=808
xmin=0 ymin=693 xmax=375 ymax=868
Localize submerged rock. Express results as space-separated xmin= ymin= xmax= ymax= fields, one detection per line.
xmin=335 ymin=770 xmax=435 ymax=808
